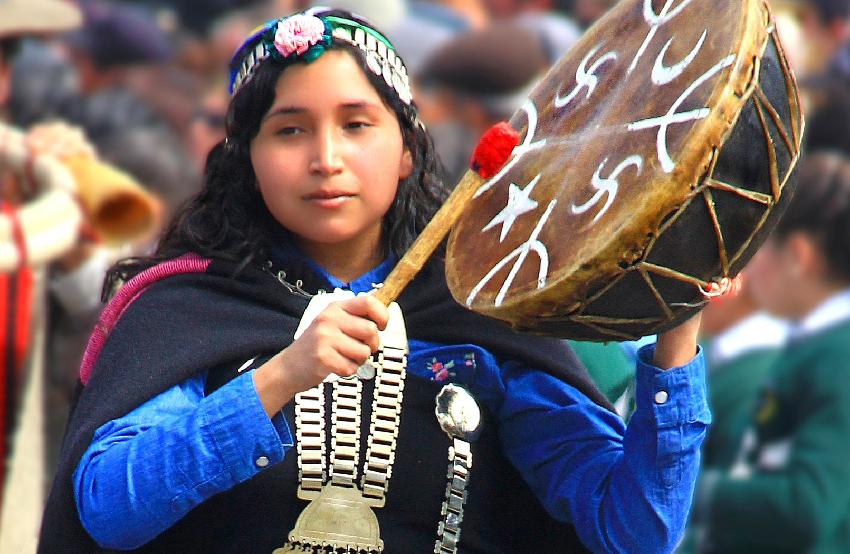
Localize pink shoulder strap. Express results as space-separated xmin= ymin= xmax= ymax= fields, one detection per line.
xmin=79 ymin=253 xmax=212 ymax=385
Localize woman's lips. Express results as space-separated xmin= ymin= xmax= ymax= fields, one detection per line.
xmin=304 ymin=190 xmax=356 ymax=208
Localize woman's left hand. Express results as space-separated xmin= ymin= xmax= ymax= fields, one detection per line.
xmin=652 ymin=310 xmax=702 ymax=370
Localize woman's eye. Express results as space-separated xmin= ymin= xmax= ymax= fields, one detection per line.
xmin=276 ymin=126 xmax=303 ymax=136
xmin=346 ymin=121 xmax=371 ymax=129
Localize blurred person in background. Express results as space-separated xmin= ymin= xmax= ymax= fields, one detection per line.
xmin=416 ymin=20 xmax=550 ymax=186
xmin=804 ymin=90 xmax=850 ymax=155
xmin=696 ymin=277 xmax=789 ymax=472
xmin=793 ymin=0 xmax=850 ymax=162
xmin=60 ymin=2 xmax=174 ymax=150
xmin=480 ymin=0 xmax=582 ymax=61
xmin=54 ymin=0 xmax=201 ymax=210
xmin=674 ymin=276 xmax=789 ymax=554
xmin=384 ymin=0 xmax=484 ymax=77
xmin=186 ymin=81 xmax=230 ymax=174
xmin=8 ymin=0 xmax=202 ymax=480
xmin=10 ymin=0 xmax=200 ymax=205
xmin=0 ymin=0 xmax=83 ymax=502
xmin=570 ymin=0 xmax=618 ymax=29
xmin=794 ymin=0 xmax=850 ymax=83
xmin=687 ymin=152 xmax=850 ymax=554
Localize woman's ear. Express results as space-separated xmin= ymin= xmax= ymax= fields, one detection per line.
xmin=399 ymin=147 xmax=413 ymax=180
xmin=786 ymin=232 xmax=824 ymax=280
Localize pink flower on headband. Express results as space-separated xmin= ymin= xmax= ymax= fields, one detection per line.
xmin=274 ymin=15 xmax=325 ymax=57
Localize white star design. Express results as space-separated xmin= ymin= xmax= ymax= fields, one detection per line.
xmin=482 ymin=174 xmax=542 ymax=242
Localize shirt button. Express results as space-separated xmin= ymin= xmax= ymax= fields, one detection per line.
xmin=654 ymin=390 xmax=669 ymax=405
xmin=255 ymin=456 xmax=270 ymax=468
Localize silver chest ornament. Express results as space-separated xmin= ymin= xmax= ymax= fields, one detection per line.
xmin=434 ymin=384 xmax=482 ymax=554
xmin=274 ymin=292 xmax=407 ymax=554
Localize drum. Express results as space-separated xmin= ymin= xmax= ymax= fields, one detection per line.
xmin=445 ymin=0 xmax=802 ymax=341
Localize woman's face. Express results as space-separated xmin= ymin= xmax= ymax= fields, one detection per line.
xmin=250 ymin=49 xmax=412 ymax=257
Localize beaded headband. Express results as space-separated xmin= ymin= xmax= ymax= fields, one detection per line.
xmin=229 ymin=8 xmax=413 ymax=112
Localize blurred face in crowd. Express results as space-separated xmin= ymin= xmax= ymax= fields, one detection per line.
xmin=746 ymin=234 xmax=824 ymax=320
xmin=483 ymin=0 xmax=553 ymax=16
xmin=0 ymin=42 xmax=12 ymax=109
xmin=795 ymin=2 xmax=850 ymax=74
xmin=188 ymin=86 xmax=228 ymax=171
xmin=572 ymin=0 xmax=616 ymax=28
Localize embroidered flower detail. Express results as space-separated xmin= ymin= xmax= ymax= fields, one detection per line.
xmin=274 ymin=15 xmax=325 ymax=57
xmin=428 ymin=358 xmax=456 ymax=382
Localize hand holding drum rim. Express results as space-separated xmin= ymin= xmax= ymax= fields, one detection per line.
xmin=254 ymin=295 xmax=390 ymax=417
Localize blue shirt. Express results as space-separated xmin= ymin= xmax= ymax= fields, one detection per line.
xmin=74 ymin=255 xmax=710 ymax=553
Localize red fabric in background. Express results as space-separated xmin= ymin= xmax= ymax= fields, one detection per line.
xmin=0 ymin=200 xmax=34 ymax=500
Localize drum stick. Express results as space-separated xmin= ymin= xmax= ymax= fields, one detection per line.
xmin=374 ymin=123 xmax=518 ymax=306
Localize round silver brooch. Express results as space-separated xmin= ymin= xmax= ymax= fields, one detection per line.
xmin=435 ymin=384 xmax=482 ymax=441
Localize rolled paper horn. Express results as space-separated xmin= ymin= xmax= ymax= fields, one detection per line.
xmin=62 ymin=154 xmax=160 ymax=246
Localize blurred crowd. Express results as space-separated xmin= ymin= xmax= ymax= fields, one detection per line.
xmin=1 ymin=0 xmax=850 ymax=552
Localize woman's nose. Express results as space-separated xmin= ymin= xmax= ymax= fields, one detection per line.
xmin=309 ymin=127 xmax=345 ymax=176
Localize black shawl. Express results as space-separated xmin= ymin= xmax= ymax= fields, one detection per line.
xmin=38 ymin=257 xmax=610 ymax=553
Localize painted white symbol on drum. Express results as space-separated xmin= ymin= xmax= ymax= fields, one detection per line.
xmin=629 ymin=0 xmax=698 ymax=75
xmin=482 ymin=174 xmax=541 ymax=242
xmin=628 ymin=53 xmax=736 ymax=173
xmin=474 ymin=100 xmax=547 ymax=199
xmin=554 ymin=46 xmax=618 ymax=109
xmin=652 ymin=30 xmax=707 ymax=85
xmin=467 ymin=200 xmax=558 ymax=308
xmin=572 ymin=156 xmax=643 ymax=223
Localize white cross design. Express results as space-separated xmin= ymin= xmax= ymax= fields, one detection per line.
xmin=628 ymin=53 xmax=736 ymax=173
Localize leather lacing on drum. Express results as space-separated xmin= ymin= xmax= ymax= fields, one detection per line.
xmin=568 ymin=14 xmax=803 ymax=340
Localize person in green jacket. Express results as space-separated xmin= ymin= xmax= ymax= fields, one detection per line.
xmin=689 ymin=151 xmax=850 ymax=554
xmin=697 ymin=279 xmax=788 ymax=470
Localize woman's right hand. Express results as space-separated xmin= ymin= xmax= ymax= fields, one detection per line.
xmin=253 ymin=294 xmax=389 ymax=417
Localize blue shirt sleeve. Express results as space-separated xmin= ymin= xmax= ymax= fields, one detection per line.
xmin=73 ymin=367 xmax=293 ymax=549
xmin=476 ymin=343 xmax=710 ymax=554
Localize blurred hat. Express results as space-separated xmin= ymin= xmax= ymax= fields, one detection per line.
xmin=0 ymin=0 xmax=82 ymax=39
xmin=419 ymin=21 xmax=549 ymax=116
xmin=64 ymin=1 xmax=172 ymax=68
xmin=806 ymin=0 xmax=850 ymax=20
xmin=307 ymin=0 xmax=407 ymax=32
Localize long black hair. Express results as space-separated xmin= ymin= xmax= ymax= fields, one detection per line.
xmin=105 ymin=13 xmax=448 ymax=294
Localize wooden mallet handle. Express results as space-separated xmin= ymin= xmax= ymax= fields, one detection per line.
xmin=373 ymin=169 xmax=484 ymax=305
xmin=373 ymin=122 xmax=519 ymax=306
